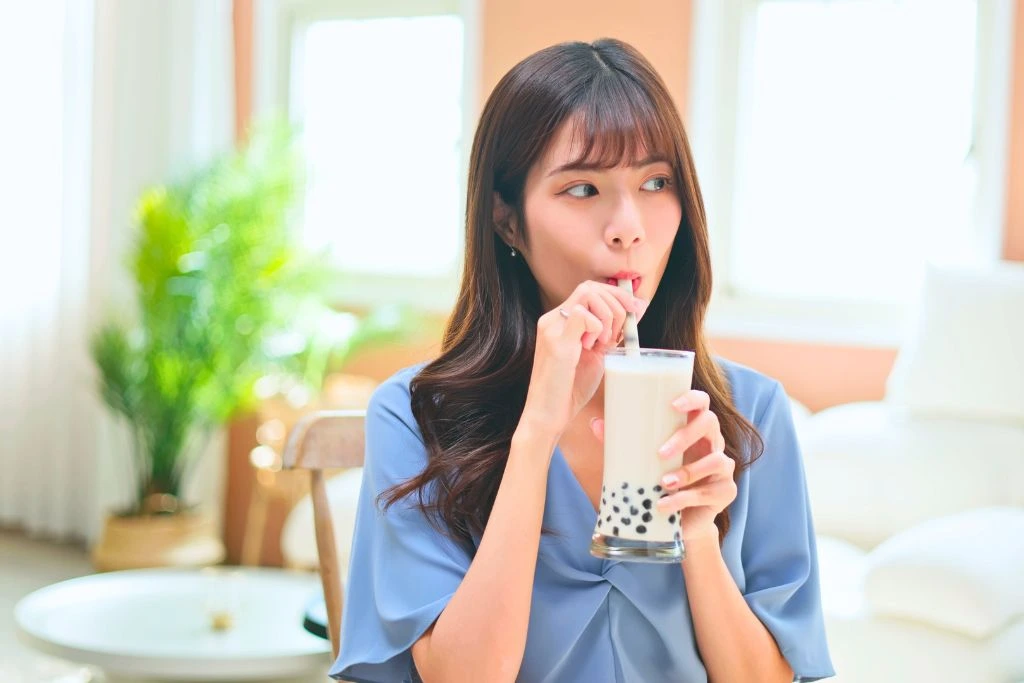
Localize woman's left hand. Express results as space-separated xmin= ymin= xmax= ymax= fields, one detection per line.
xmin=655 ymin=389 xmax=736 ymax=542
xmin=590 ymin=389 xmax=737 ymax=543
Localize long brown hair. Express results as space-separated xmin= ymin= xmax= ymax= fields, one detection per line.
xmin=383 ymin=39 xmax=763 ymax=550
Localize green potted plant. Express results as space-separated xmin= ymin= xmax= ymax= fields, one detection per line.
xmin=89 ymin=121 xmax=332 ymax=570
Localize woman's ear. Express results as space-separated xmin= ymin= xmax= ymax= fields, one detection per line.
xmin=492 ymin=191 xmax=517 ymax=247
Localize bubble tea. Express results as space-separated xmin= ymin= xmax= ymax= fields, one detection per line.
xmin=590 ymin=347 xmax=694 ymax=562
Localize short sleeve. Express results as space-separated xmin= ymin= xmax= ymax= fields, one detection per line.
xmin=330 ymin=372 xmax=472 ymax=683
xmin=741 ymin=383 xmax=835 ymax=682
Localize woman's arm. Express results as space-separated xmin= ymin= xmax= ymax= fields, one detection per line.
xmin=410 ymin=424 xmax=554 ymax=683
xmin=682 ymin=533 xmax=794 ymax=683
xmin=650 ymin=389 xmax=794 ymax=682
xmin=413 ymin=282 xmax=644 ymax=681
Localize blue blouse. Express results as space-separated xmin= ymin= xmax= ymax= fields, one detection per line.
xmin=331 ymin=359 xmax=835 ymax=682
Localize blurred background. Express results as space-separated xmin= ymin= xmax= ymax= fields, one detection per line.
xmin=1 ymin=1 xmax=1022 ymax=682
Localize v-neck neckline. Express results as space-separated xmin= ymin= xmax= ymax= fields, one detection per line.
xmin=551 ymin=445 xmax=618 ymax=571
xmin=552 ymin=445 xmax=601 ymax=517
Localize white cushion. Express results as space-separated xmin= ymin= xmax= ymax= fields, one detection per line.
xmin=862 ymin=507 xmax=1024 ymax=639
xmin=281 ymin=468 xmax=363 ymax=583
xmin=815 ymin=536 xmax=868 ymax=620
xmin=886 ymin=262 xmax=1024 ymax=425
xmin=788 ymin=397 xmax=812 ymax=430
xmin=800 ymin=401 xmax=1024 ymax=548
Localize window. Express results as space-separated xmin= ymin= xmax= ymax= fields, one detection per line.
xmin=1 ymin=2 xmax=64 ymax=314
xmin=255 ymin=0 xmax=477 ymax=309
xmin=689 ymin=0 xmax=1015 ymax=341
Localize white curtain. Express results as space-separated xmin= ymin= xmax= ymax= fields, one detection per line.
xmin=0 ymin=0 xmax=234 ymax=543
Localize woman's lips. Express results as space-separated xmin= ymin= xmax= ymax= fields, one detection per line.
xmin=605 ymin=276 xmax=641 ymax=293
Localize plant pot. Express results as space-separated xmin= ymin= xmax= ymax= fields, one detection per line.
xmin=91 ymin=510 xmax=226 ymax=571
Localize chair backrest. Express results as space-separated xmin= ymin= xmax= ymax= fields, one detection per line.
xmin=282 ymin=409 xmax=366 ymax=658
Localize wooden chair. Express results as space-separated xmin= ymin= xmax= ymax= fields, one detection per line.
xmin=281 ymin=409 xmax=366 ymax=659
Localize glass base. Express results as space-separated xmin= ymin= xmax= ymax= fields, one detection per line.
xmin=590 ymin=533 xmax=685 ymax=563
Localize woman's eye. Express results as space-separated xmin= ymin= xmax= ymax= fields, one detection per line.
xmin=566 ymin=183 xmax=598 ymax=198
xmin=641 ymin=176 xmax=670 ymax=192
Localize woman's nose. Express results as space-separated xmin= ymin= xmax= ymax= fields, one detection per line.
xmin=604 ymin=197 xmax=645 ymax=249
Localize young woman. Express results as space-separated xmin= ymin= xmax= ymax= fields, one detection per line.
xmin=331 ymin=39 xmax=834 ymax=683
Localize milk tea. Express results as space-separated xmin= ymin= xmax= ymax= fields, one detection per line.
xmin=591 ymin=348 xmax=694 ymax=562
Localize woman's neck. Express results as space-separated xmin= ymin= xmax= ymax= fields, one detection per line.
xmin=574 ymin=379 xmax=605 ymax=429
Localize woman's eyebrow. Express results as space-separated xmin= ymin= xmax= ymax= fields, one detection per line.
xmin=545 ymin=153 xmax=671 ymax=178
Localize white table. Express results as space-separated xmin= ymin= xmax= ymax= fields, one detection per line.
xmin=14 ymin=567 xmax=332 ymax=682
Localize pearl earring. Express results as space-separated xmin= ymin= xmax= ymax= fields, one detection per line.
xmin=510 ymin=247 xmax=517 ymax=257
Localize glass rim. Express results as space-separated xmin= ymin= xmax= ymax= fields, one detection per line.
xmin=604 ymin=347 xmax=694 ymax=359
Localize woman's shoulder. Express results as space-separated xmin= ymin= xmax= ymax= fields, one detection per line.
xmin=361 ymin=363 xmax=432 ymax=485
xmin=366 ymin=362 xmax=430 ymax=422
xmin=713 ymin=356 xmax=787 ymax=428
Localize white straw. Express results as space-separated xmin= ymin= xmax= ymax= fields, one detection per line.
xmin=617 ymin=278 xmax=641 ymax=355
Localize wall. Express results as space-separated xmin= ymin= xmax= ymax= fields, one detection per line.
xmin=479 ymin=0 xmax=692 ymax=117
xmin=470 ymin=0 xmax=1024 ymax=412
xmin=225 ymin=0 xmax=1024 ymax=565
xmin=234 ymin=0 xmax=1024 ymax=411
xmin=1006 ymin=0 xmax=1024 ymax=262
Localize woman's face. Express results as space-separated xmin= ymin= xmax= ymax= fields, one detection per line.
xmin=515 ymin=119 xmax=683 ymax=311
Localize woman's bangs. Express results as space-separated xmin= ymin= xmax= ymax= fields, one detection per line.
xmin=566 ymin=75 xmax=676 ymax=170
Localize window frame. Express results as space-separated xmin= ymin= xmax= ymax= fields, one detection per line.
xmin=253 ymin=0 xmax=480 ymax=313
xmin=687 ymin=0 xmax=1017 ymax=346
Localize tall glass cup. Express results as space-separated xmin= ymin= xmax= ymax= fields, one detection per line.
xmin=590 ymin=348 xmax=695 ymax=562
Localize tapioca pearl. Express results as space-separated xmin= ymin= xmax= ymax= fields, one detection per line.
xmin=597 ymin=519 xmax=603 ymax=528
xmin=636 ymin=525 xmax=647 ymax=534
xmin=642 ymin=499 xmax=652 ymax=510
xmin=629 ymin=506 xmax=639 ymax=516
xmin=642 ymin=512 xmax=652 ymax=523
xmin=606 ymin=515 xmax=612 ymax=522
xmin=622 ymin=495 xmax=630 ymax=504
xmin=637 ymin=487 xmax=645 ymax=495
xmin=620 ymin=517 xmax=631 ymax=526
xmin=601 ymin=498 xmax=606 ymax=506
xmin=668 ymin=513 xmax=677 ymax=525
xmin=653 ymin=485 xmax=663 ymax=493
xmin=611 ymin=492 xmax=616 ymax=498
xmin=673 ymin=531 xmax=681 ymax=541
xmin=620 ymin=482 xmax=628 ymax=490
xmin=613 ymin=505 xmax=620 ymax=513
xmin=613 ymin=526 xmax=620 ymax=535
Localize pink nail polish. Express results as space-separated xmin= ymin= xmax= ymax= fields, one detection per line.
xmin=661 ymin=474 xmax=679 ymax=488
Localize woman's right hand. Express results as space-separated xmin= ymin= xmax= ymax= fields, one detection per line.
xmin=518 ymin=280 xmax=648 ymax=443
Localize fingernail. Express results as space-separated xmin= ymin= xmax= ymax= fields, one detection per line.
xmin=657 ymin=441 xmax=673 ymax=457
xmin=661 ymin=473 xmax=679 ymax=488
xmin=590 ymin=417 xmax=599 ymax=430
xmin=633 ymin=298 xmax=648 ymax=313
xmin=672 ymin=396 xmax=688 ymax=410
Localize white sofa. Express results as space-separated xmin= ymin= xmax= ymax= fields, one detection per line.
xmin=799 ymin=263 xmax=1024 ymax=683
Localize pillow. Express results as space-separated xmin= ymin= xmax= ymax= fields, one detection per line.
xmin=814 ymin=536 xmax=868 ymax=619
xmin=800 ymin=401 xmax=1024 ymax=548
xmin=863 ymin=507 xmax=1024 ymax=639
xmin=886 ymin=262 xmax=1024 ymax=424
